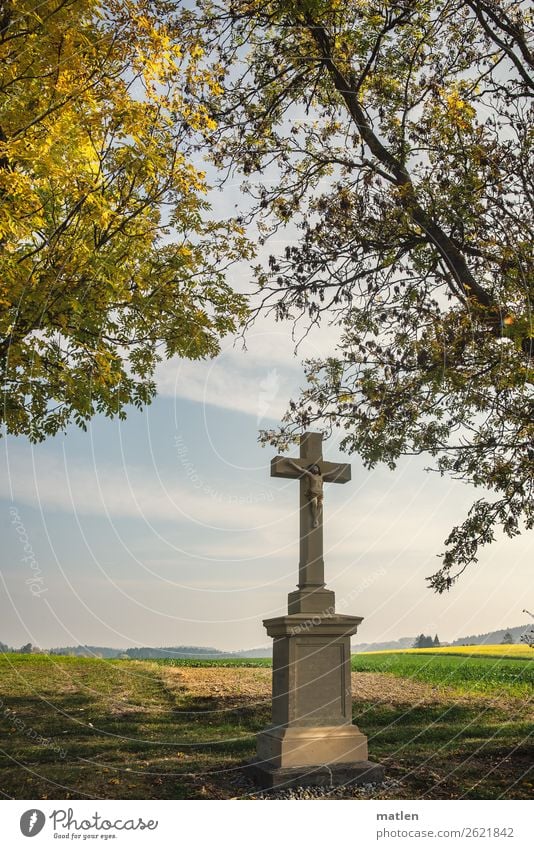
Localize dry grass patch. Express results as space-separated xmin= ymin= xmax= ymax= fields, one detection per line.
xmin=158 ymin=665 xmax=272 ymax=706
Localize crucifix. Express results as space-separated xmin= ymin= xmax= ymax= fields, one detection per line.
xmin=251 ymin=430 xmax=382 ymax=788
xmin=271 ymin=431 xmax=351 ymax=593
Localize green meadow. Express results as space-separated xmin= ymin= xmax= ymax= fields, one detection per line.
xmin=350 ymin=650 xmax=534 ymax=699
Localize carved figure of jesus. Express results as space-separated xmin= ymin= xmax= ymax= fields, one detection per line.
xmin=288 ymin=460 xmax=324 ymax=528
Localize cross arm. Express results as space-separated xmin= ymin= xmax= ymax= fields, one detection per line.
xmin=271 ymin=455 xmax=351 ymax=483
xmin=271 ymin=456 xmax=307 ymax=479
xmin=321 ymin=462 xmax=351 ymax=484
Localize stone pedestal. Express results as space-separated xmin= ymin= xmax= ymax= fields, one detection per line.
xmin=251 ymin=608 xmax=384 ymax=789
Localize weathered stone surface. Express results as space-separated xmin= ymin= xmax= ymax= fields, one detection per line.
xmin=263 ymin=613 xmax=362 ymax=731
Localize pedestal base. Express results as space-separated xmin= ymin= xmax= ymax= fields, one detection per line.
xmin=257 ymin=724 xmax=369 ymax=768
xmin=247 ymin=759 xmax=384 ymax=791
xmin=252 ymin=605 xmax=383 ymax=788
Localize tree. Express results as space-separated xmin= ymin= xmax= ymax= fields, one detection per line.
xmin=521 ymin=608 xmax=534 ymax=648
xmin=194 ymin=0 xmax=533 ymax=591
xmin=501 ymin=630 xmax=514 ymax=644
xmin=433 ymin=634 xmax=440 ymax=647
xmin=1 ymin=0 xmax=250 ymax=440
xmin=412 ymin=633 xmax=433 ymax=648
xmin=19 ymin=643 xmax=32 ymax=653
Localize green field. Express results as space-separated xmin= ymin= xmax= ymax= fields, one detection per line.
xmin=351 ymin=650 xmax=534 ymax=698
xmin=0 ymin=652 xmax=532 ymax=800
xmin=148 ymin=657 xmax=272 ymax=668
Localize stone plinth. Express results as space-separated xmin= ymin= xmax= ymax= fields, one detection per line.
xmin=251 ymin=610 xmax=384 ymax=789
xmin=257 ymin=725 xmax=369 ymax=769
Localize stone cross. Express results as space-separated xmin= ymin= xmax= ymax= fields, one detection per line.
xmin=271 ymin=432 xmax=351 ymax=592
xmin=251 ymin=430 xmax=382 ymax=788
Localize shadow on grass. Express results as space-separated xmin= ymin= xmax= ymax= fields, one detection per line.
xmin=355 ymin=699 xmax=533 ymax=799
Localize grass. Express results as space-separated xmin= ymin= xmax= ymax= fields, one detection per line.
xmin=0 ymin=652 xmax=532 ymax=800
xmin=351 ymin=650 xmax=534 ymax=699
xmin=0 ymin=654 xmax=269 ymax=801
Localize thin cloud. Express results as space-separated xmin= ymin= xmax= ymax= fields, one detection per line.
xmin=0 ymin=450 xmax=286 ymax=530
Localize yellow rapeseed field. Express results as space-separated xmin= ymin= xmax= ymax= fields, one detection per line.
xmin=367 ymin=644 xmax=533 ymax=659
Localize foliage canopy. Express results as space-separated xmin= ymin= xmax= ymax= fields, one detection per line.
xmin=193 ymin=0 xmax=533 ymax=589
xmin=0 ymin=0 xmax=249 ymax=440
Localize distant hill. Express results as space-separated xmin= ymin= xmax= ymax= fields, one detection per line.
xmin=45 ymin=644 xmax=273 ymax=659
xmin=121 ymin=645 xmax=226 ymax=659
xmin=48 ymin=645 xmax=127 ymax=658
xmin=451 ymin=624 xmax=531 ymax=646
xmin=352 ymin=637 xmax=415 ymax=653
xmin=354 ymin=623 xmax=532 ymax=653
xmin=231 ymin=647 xmax=272 ymax=658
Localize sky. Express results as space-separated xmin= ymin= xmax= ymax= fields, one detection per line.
xmin=1 ymin=302 xmax=532 ymax=652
